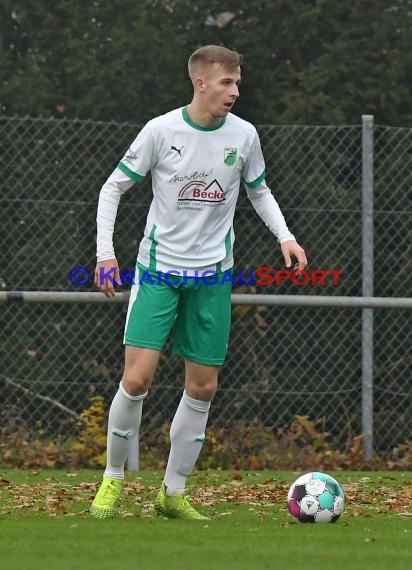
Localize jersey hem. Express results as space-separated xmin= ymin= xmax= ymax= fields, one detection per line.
xmin=136 ymin=256 xmax=234 ymax=275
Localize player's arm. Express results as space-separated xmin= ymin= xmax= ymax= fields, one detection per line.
xmin=96 ymin=123 xmax=155 ymax=297
xmin=95 ymin=169 xmax=134 ymax=297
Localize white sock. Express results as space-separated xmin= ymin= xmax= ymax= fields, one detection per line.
xmin=104 ymin=382 xmax=147 ymax=480
xmin=164 ymin=390 xmax=211 ymax=495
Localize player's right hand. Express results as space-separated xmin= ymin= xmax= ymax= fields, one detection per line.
xmin=94 ymin=258 xmax=120 ymax=297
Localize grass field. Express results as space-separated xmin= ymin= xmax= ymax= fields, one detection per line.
xmin=0 ymin=469 xmax=411 ymax=570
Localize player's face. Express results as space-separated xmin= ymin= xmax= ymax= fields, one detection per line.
xmin=200 ymin=64 xmax=241 ymax=119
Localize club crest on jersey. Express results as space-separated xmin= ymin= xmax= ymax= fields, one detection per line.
xmin=224 ymin=147 xmax=237 ymax=167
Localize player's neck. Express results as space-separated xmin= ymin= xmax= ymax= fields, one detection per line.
xmin=186 ymin=103 xmax=223 ymax=128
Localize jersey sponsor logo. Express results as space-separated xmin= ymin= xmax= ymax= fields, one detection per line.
xmin=224 ymin=147 xmax=237 ymax=167
xmin=177 ymin=179 xmax=225 ymax=210
xmin=171 ymin=145 xmax=184 ymax=156
xmin=124 ymin=149 xmax=138 ymax=163
xmin=169 ymin=169 xmax=213 ymax=184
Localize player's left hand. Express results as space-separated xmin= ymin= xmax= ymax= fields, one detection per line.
xmin=281 ymin=240 xmax=308 ymax=272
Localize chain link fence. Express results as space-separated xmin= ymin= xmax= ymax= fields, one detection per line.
xmin=0 ymin=116 xmax=411 ymax=455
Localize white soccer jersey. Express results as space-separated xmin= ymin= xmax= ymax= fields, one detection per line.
xmin=97 ymin=106 xmax=294 ymax=272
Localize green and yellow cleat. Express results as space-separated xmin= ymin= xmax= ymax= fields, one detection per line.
xmin=90 ymin=476 xmax=123 ymax=519
xmin=154 ymin=482 xmax=209 ymax=520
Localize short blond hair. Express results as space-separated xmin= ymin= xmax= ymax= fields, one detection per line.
xmin=188 ymin=45 xmax=243 ymax=80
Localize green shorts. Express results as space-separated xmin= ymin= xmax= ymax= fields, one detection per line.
xmin=124 ymin=264 xmax=233 ymax=365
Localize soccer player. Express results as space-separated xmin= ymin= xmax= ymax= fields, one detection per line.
xmin=90 ymin=45 xmax=307 ymax=520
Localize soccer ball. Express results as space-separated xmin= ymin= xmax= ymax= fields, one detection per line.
xmin=287 ymin=472 xmax=345 ymax=523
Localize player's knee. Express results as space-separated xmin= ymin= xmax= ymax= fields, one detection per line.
xmin=202 ymin=384 xmax=217 ymax=401
xmin=121 ymin=373 xmax=151 ymax=396
xmin=122 ymin=347 xmax=158 ymax=396
xmin=191 ymin=380 xmax=217 ymax=402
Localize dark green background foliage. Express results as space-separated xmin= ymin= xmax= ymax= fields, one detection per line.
xmin=1 ymin=0 xmax=412 ymax=125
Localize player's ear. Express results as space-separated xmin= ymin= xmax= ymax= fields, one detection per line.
xmin=195 ymin=76 xmax=206 ymax=92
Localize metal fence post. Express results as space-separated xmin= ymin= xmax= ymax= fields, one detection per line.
xmin=362 ymin=115 xmax=374 ymax=459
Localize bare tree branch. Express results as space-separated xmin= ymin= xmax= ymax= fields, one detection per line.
xmin=2 ymin=376 xmax=84 ymax=423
